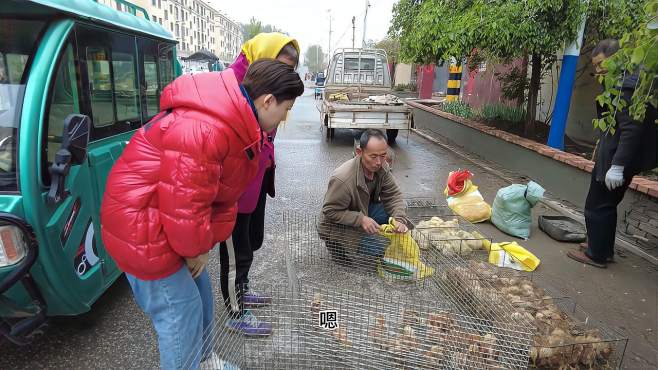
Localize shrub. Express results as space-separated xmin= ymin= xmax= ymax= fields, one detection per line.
xmin=479 ymin=104 xmax=526 ymax=123
xmin=441 ymin=100 xmax=474 ymax=119
xmin=394 ymin=83 xmax=417 ymax=92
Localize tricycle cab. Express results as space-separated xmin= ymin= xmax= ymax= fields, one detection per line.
xmin=0 ymin=0 xmax=179 ymax=344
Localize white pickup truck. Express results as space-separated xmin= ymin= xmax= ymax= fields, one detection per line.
xmin=321 ymin=48 xmax=413 ymax=144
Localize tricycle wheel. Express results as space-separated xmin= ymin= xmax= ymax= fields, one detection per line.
xmin=386 ymin=129 xmax=399 ymax=145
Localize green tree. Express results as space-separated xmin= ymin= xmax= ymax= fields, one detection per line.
xmin=242 ymin=17 xmax=262 ymax=40
xmin=240 ymin=17 xmax=286 ymax=41
xmin=390 ymin=0 xmax=586 ymax=137
xmin=304 ymin=45 xmax=326 ymax=73
xmin=374 ymin=38 xmax=401 ymax=84
xmin=583 ymin=0 xmax=648 ymax=53
xmin=594 ymin=0 xmax=658 ymax=132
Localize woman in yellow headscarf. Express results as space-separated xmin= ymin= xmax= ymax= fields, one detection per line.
xmin=221 ymin=33 xmax=300 ymax=336
xmin=229 ymin=32 xmax=300 ymax=82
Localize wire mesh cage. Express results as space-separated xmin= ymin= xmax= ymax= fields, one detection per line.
xmin=406 ymin=212 xmax=493 ymax=259
xmin=448 ymin=261 xmax=628 ymax=369
xmin=403 ymin=199 xmax=628 ymax=368
xmin=284 ymin=211 xmax=534 ymax=333
xmin=404 ymin=203 xmax=535 ymax=272
xmin=527 ymin=298 xmax=628 ymax=370
xmin=191 ymin=282 xmax=533 ymax=370
xmin=285 ymin=210 xmax=442 ymax=289
xmin=183 ymin=291 xmax=246 ymax=370
xmin=404 ymin=197 xmax=452 ymax=219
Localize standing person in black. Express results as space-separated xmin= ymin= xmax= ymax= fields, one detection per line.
xmin=568 ymin=39 xmax=657 ymax=268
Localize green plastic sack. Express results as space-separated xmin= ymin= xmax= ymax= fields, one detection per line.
xmin=491 ymin=181 xmax=545 ymax=240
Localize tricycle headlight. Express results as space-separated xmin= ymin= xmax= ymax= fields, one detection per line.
xmin=0 ymin=224 xmax=27 ymax=267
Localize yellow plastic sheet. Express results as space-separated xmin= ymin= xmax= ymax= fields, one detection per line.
xmin=486 ymin=241 xmax=540 ymax=272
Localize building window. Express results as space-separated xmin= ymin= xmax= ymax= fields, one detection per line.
xmin=158 ymin=0 xmax=161 ymax=9
xmin=164 ymin=10 xmax=168 ymax=20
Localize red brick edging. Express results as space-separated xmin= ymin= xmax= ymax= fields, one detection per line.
xmin=407 ymin=100 xmax=658 ymax=200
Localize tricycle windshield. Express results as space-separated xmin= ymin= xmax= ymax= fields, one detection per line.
xmin=0 ymin=18 xmax=47 ymax=192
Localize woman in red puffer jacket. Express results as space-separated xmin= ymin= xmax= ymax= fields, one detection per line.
xmin=100 ymin=60 xmax=303 ymax=370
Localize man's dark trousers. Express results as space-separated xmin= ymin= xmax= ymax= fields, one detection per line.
xmin=584 ymin=167 xmax=631 ymax=263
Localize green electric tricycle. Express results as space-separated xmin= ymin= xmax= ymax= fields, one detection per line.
xmin=0 ymin=0 xmax=180 ymax=344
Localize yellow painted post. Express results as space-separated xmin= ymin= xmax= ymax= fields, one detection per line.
xmin=446 ymin=64 xmax=462 ymax=102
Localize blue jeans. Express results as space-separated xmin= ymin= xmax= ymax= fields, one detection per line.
xmin=368 ymin=202 xmax=390 ymax=225
xmin=358 ymin=203 xmax=390 ymax=257
xmin=126 ymin=264 xmax=214 ymax=370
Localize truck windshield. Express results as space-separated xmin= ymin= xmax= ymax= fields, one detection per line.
xmin=0 ymin=19 xmax=47 ymax=191
xmin=344 ymin=58 xmax=376 ymax=71
xmin=331 ymin=53 xmax=388 ymax=86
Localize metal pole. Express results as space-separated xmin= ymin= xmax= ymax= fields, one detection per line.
xmin=328 ymin=10 xmax=332 ymax=62
xmin=352 ymin=16 xmax=356 ymax=49
xmin=362 ymin=0 xmax=369 ymax=47
xmin=547 ymin=1 xmax=589 ymax=149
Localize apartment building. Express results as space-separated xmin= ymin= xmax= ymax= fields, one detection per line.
xmin=99 ymin=0 xmax=242 ymax=60
xmin=214 ymin=12 xmax=242 ymax=62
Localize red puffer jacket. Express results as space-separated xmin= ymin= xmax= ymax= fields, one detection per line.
xmin=101 ymin=70 xmax=262 ymax=280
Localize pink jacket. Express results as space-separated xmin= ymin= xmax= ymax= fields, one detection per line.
xmin=230 ymin=52 xmax=276 ymax=213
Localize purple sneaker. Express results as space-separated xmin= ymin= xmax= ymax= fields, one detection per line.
xmin=225 ymin=310 xmax=273 ymax=337
xmin=242 ymin=290 xmax=272 ymax=308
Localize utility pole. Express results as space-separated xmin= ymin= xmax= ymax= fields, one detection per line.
xmin=362 ymin=0 xmax=370 ymax=47
xmin=352 ymin=16 xmax=356 ymax=49
xmin=327 ymin=9 xmax=332 ymax=66
xmin=547 ymin=0 xmax=589 ymax=149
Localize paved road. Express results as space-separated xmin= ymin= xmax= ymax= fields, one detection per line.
xmin=1 ymin=88 xmax=656 ymax=369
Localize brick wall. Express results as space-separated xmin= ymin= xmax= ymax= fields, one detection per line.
xmin=624 ymin=196 xmax=658 ymax=253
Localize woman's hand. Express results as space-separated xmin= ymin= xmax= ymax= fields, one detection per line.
xmin=185 ymin=253 xmax=209 ymax=278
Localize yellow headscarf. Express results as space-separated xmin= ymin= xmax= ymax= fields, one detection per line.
xmin=241 ymin=32 xmax=300 ymax=64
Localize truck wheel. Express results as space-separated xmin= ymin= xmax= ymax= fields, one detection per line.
xmin=386 ymin=129 xmax=399 ymax=145
xmin=325 ymin=127 xmax=334 ymax=140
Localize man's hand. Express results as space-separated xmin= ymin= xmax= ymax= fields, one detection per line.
xmin=360 ymin=216 xmax=380 ymax=235
xmin=605 ymin=165 xmax=625 ymax=191
xmin=185 ymin=253 xmax=209 ymax=278
xmin=392 ymin=219 xmax=408 ymax=234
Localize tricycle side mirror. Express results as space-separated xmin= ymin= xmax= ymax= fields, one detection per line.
xmin=47 ymin=114 xmax=91 ymax=205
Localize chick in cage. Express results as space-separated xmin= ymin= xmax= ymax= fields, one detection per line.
xmin=332 ymin=326 xmax=352 ymax=348
xmin=453 ymin=262 xmax=618 ymax=369
xmin=401 ymin=309 xmax=421 ymax=326
xmin=426 ymin=311 xmax=455 ymax=342
xmin=411 ymin=216 xmax=488 ymax=256
xmin=369 ymin=314 xmax=390 ymax=350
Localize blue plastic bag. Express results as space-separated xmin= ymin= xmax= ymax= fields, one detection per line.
xmin=491 ymin=181 xmax=545 ymax=240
